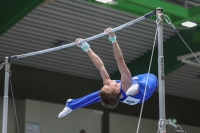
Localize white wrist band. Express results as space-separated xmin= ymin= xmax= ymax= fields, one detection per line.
xmin=81 ymin=42 xmax=90 ymax=52
xmin=109 ymin=35 xmax=117 ymax=43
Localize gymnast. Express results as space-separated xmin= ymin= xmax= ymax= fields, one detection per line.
xmin=58 ymin=28 xmax=158 ymax=118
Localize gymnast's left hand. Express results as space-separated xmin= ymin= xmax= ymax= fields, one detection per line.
xmin=104 ymin=27 xmax=115 ymax=37
xmin=75 ymin=38 xmax=84 ymax=48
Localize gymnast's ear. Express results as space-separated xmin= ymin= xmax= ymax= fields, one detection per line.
xmin=115 ymin=88 xmax=120 ymax=93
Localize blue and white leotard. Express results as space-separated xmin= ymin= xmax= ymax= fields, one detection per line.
xmin=118 ymin=73 xmax=158 ymax=105
xmin=66 ymin=73 xmax=158 ymax=110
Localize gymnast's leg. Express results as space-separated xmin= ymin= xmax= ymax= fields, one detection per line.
xmin=58 ymin=90 xmax=101 ymax=118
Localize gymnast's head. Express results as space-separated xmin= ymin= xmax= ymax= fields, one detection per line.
xmin=99 ymin=80 xmax=121 ymax=109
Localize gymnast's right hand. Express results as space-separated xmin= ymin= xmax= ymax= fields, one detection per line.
xmin=104 ymin=28 xmax=117 ymax=43
xmin=75 ymin=38 xmax=84 ymax=47
xmin=75 ymin=38 xmax=90 ymax=52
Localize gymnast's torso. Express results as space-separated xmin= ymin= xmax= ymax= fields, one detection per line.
xmin=116 ymin=73 xmax=158 ymax=105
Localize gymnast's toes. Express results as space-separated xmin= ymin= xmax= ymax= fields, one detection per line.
xmin=58 ymin=106 xmax=72 ymax=118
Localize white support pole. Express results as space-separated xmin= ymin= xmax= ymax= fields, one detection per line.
xmin=2 ymin=57 xmax=11 ymax=133
xmin=157 ymin=8 xmax=166 ymax=133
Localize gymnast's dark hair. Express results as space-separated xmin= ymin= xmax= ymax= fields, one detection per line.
xmin=99 ymin=89 xmax=121 ymax=109
xmin=80 ymin=130 xmax=86 ymax=133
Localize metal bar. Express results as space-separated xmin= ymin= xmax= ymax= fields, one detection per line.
xmin=181 ymin=59 xmax=200 ymax=67
xmin=177 ymin=51 xmax=200 ymax=60
xmin=10 ymin=10 xmax=156 ymax=60
xmin=2 ymin=57 xmax=10 ymax=133
xmin=157 ymin=8 xmax=166 ymax=133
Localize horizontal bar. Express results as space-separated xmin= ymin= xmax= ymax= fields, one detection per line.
xmin=10 ymin=10 xmax=156 ymax=60
xmin=177 ymin=51 xmax=200 ymax=60
xmin=181 ymin=59 xmax=200 ymax=67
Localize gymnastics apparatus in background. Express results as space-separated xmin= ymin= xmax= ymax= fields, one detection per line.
xmin=1 ymin=8 xmax=191 ymax=133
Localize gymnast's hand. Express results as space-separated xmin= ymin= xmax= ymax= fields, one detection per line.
xmin=75 ymin=38 xmax=84 ymax=48
xmin=104 ymin=27 xmax=115 ymax=37
xmin=75 ymin=38 xmax=90 ymax=52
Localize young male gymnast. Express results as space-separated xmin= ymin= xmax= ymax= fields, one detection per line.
xmin=58 ymin=28 xmax=158 ymax=118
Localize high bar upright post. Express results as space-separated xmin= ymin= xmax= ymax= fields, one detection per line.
xmin=2 ymin=57 xmax=10 ymax=133
xmin=157 ymin=8 xmax=166 ymax=133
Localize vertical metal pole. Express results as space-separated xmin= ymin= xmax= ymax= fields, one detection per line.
xmin=157 ymin=8 xmax=166 ymax=133
xmin=2 ymin=57 xmax=11 ymax=133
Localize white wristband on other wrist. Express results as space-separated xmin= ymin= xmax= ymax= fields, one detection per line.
xmin=81 ymin=42 xmax=90 ymax=52
xmin=109 ymin=35 xmax=117 ymax=43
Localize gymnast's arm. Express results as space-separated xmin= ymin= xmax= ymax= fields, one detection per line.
xmin=105 ymin=28 xmax=132 ymax=90
xmin=86 ymin=49 xmax=110 ymax=85
xmin=75 ymin=38 xmax=110 ymax=84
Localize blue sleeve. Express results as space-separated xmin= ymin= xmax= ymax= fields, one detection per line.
xmin=66 ymin=90 xmax=101 ymax=110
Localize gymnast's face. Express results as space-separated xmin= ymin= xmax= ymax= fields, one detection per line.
xmin=102 ymin=80 xmax=120 ymax=93
xmin=100 ymin=80 xmax=121 ymax=109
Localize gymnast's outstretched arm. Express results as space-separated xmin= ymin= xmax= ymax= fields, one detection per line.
xmin=76 ymin=38 xmax=110 ymax=84
xmin=105 ymin=28 xmax=132 ymax=92
xmin=86 ymin=49 xmax=110 ymax=85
